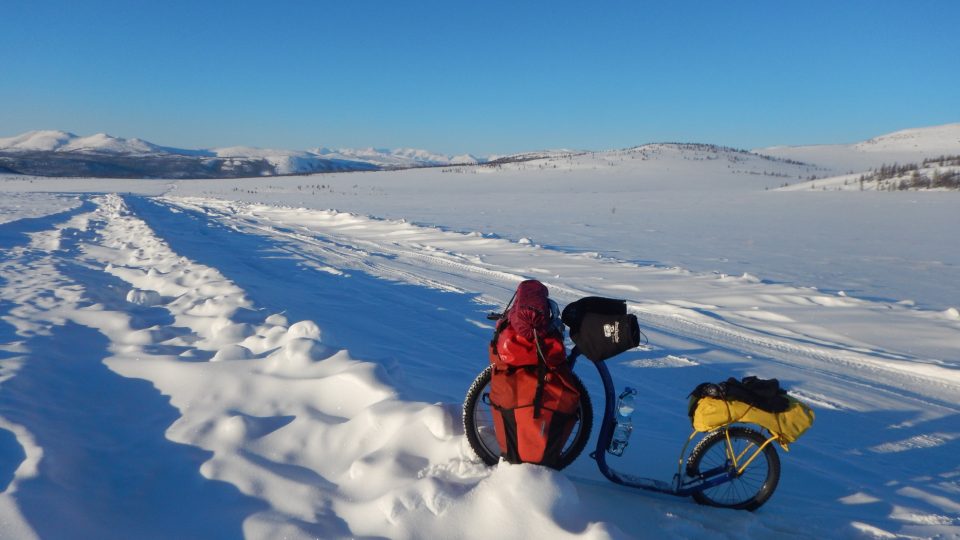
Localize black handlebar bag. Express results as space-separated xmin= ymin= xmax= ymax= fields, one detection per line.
xmin=561 ymin=297 xmax=641 ymax=362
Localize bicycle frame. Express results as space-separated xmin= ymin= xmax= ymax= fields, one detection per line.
xmin=572 ymin=348 xmax=778 ymax=498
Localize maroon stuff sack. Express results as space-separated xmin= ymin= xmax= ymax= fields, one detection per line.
xmin=507 ymin=279 xmax=552 ymax=340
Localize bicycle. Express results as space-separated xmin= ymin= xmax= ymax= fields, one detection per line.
xmin=463 ymin=311 xmax=784 ymax=511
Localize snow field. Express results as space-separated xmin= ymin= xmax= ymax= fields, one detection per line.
xmin=163 ymin=197 xmax=960 ymax=403
xmin=0 ymin=191 xmax=81 ymax=225
xmin=0 ymin=190 xmax=956 ymax=538
xmin=152 ymin=195 xmax=960 ymax=538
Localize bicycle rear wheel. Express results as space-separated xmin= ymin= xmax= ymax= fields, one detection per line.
xmin=686 ymin=426 xmax=780 ymax=511
xmin=462 ymin=365 xmax=593 ymax=470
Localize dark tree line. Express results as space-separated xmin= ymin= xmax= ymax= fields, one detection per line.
xmin=859 ymin=155 xmax=960 ymax=190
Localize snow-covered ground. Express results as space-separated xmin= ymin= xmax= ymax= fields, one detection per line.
xmin=166 ymin=141 xmax=960 ymax=313
xmin=0 ymin=125 xmax=958 ymax=539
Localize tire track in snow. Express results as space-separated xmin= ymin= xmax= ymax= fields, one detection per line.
xmin=161 ymin=196 xmax=960 ymax=413
xmin=630 ymin=307 xmax=960 ymax=412
xmin=0 ymin=196 xmax=265 ymax=539
xmin=164 ymin=197 xmax=529 ymax=298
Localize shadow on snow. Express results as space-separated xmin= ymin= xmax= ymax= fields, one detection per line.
xmin=0 ymin=196 xmax=267 ymax=539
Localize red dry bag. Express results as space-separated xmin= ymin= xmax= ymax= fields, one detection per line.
xmin=487 ymin=280 xmax=581 ymax=468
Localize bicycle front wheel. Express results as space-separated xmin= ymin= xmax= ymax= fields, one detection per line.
xmin=462 ymin=365 xmax=593 ymax=470
xmin=686 ymin=426 xmax=780 ymax=511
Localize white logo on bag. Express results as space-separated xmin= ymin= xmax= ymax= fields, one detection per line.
xmin=603 ymin=322 xmax=620 ymax=343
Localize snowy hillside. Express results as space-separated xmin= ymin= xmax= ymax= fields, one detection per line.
xmin=755 ymin=123 xmax=960 ymax=173
xmin=779 ymin=155 xmax=960 ymax=192
xmin=855 ymin=123 xmax=960 ymax=154
xmin=471 ymin=143 xmax=821 ymax=189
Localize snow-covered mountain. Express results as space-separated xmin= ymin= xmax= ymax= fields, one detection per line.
xmin=0 ymin=130 xmax=174 ymax=155
xmin=755 ymin=122 xmax=960 ymax=173
xmin=314 ymin=146 xmax=482 ymax=167
xmin=0 ymin=131 xmax=483 ymax=178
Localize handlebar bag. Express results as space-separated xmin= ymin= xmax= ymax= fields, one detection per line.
xmin=561 ymin=297 xmax=641 ymax=362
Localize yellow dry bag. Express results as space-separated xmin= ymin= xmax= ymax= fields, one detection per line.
xmin=690 ymin=396 xmax=815 ymax=449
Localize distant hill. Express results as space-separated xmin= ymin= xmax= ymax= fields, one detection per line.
xmin=754 ymin=123 xmax=960 ymax=174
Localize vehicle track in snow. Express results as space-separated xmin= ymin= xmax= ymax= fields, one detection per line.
xmin=155 ymin=200 xmax=526 ymax=306
xmin=630 ymin=307 xmax=960 ymax=413
xmin=156 ymin=196 xmax=960 ymax=414
xmin=0 ymin=196 xmax=266 ymax=539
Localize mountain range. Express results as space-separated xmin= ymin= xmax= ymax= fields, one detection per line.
xmin=1 ymin=123 xmax=958 ymax=179
xmin=0 ymin=131 xmax=484 ymax=178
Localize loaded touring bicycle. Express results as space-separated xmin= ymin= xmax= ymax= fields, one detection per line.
xmin=463 ymin=283 xmax=815 ymax=511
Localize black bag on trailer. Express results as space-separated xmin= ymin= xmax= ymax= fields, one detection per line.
xmin=688 ymin=376 xmax=791 ymax=416
xmin=561 ymin=297 xmax=641 ymax=362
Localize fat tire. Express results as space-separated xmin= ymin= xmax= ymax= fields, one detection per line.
xmin=686 ymin=426 xmax=780 ymax=511
xmin=462 ymin=364 xmax=593 ymax=469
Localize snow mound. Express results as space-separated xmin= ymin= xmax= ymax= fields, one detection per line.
xmin=125 ymin=288 xmax=162 ymax=306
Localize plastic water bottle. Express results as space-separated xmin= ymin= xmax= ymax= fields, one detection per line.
xmin=608 ymin=387 xmax=637 ymax=456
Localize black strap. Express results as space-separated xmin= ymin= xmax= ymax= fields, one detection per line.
xmin=489 ymin=290 xmax=519 ymax=359
xmin=532 ymin=329 xmax=547 ymax=418
xmin=489 ymin=317 xmax=510 ymax=359
xmin=688 ymin=376 xmax=790 ymax=416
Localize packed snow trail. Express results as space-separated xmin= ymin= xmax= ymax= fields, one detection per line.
xmin=0 ymin=193 xmax=956 ymax=539
xmin=0 ymin=200 xmax=263 ymax=539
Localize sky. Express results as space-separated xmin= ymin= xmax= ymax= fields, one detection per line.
xmin=1 ymin=0 xmax=958 ymax=155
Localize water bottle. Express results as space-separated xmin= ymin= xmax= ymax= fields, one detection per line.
xmin=608 ymin=387 xmax=637 ymax=456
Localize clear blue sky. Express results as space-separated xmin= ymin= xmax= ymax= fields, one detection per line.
xmin=2 ymin=0 xmax=958 ymax=155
